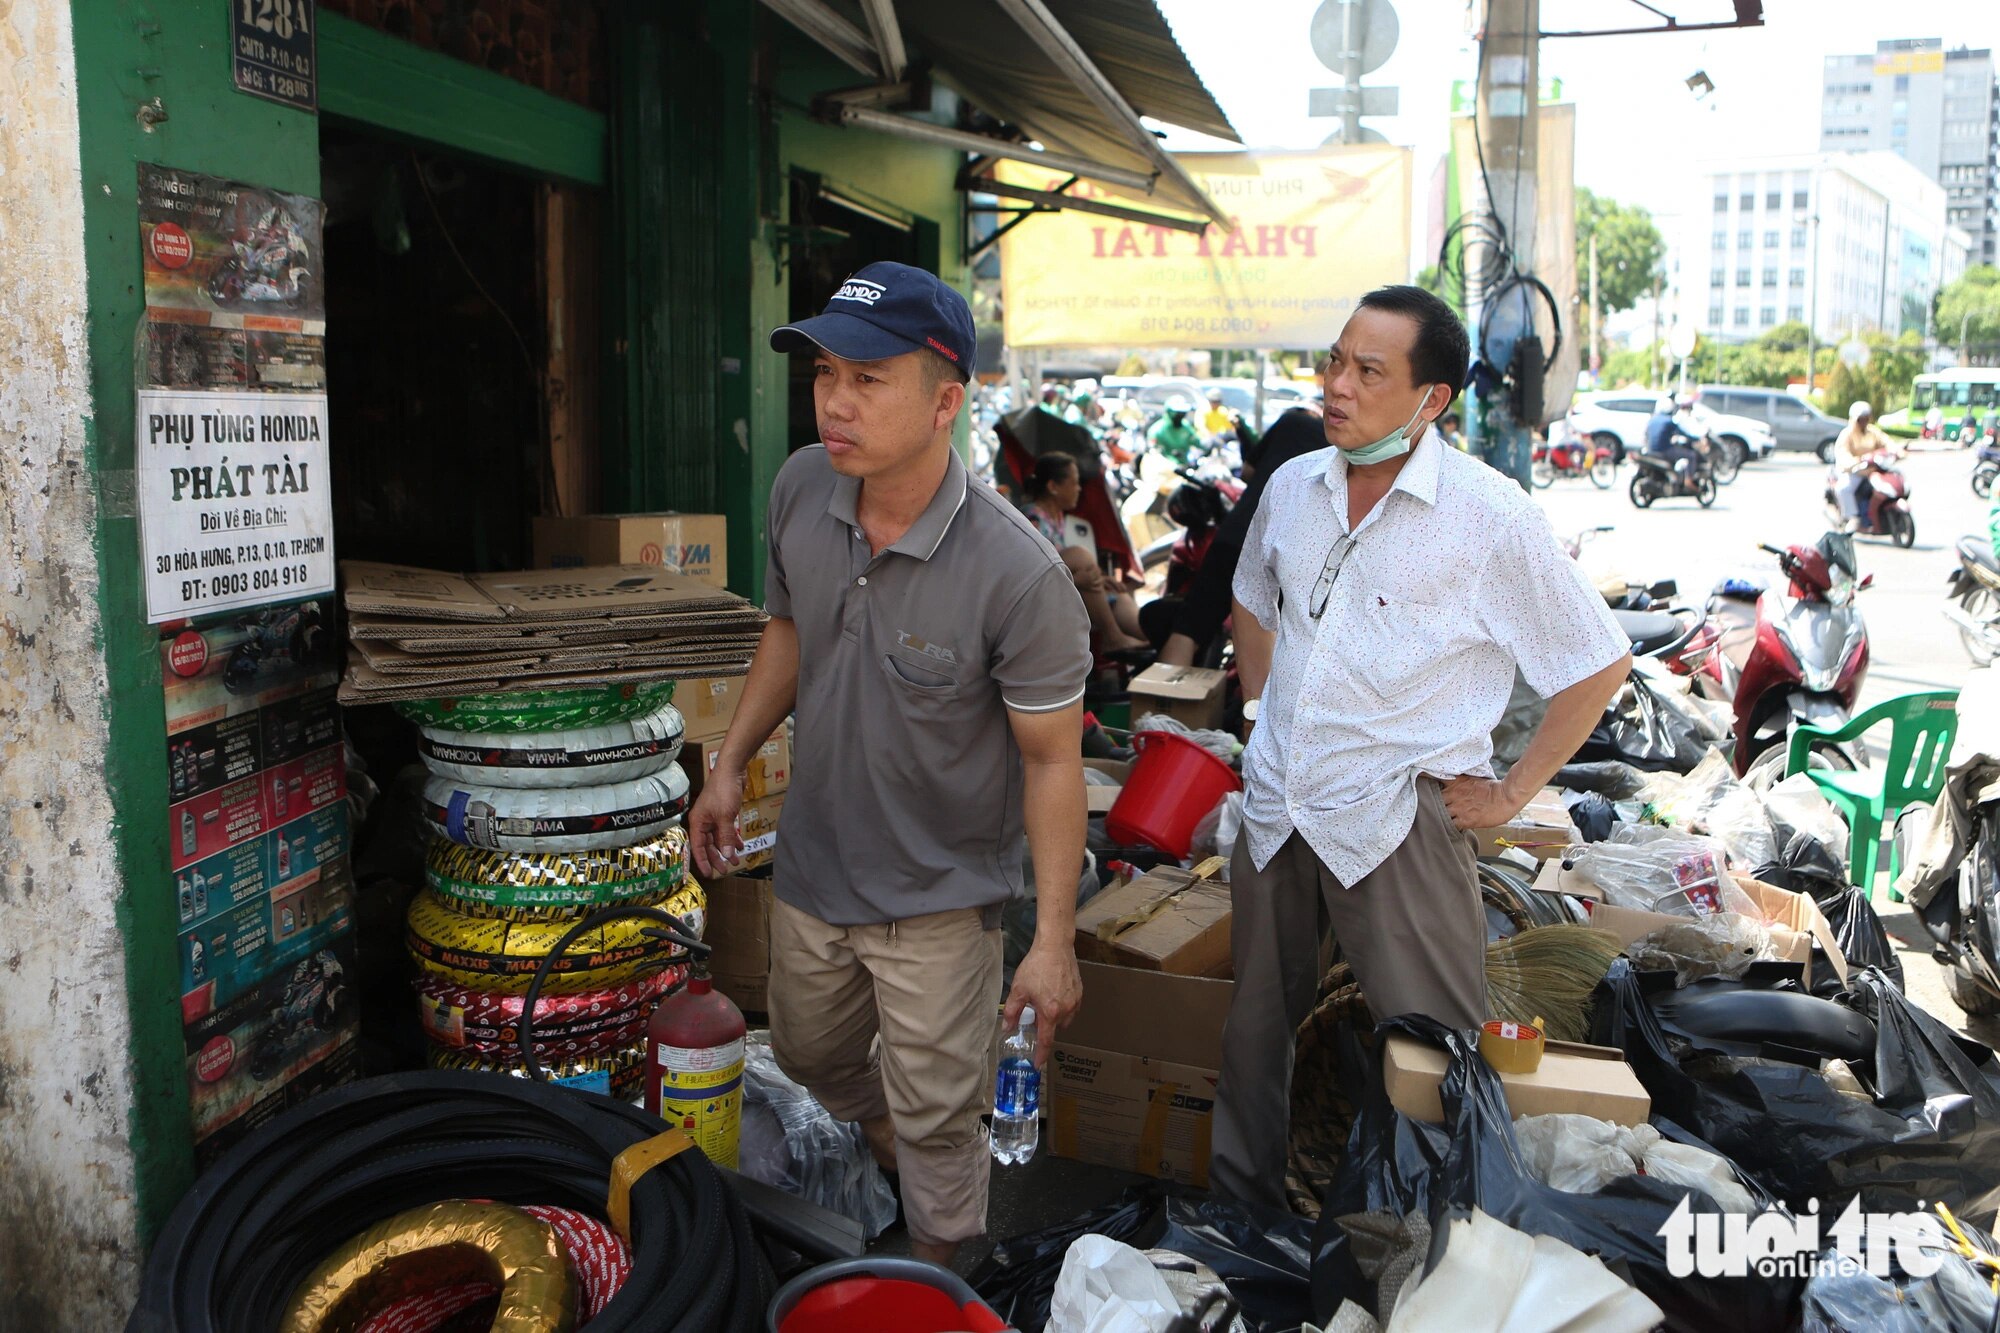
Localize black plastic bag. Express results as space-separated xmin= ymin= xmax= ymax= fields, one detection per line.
xmin=1573 ymin=675 xmax=1711 ymax=774
xmin=1592 ymin=961 xmax=2000 ymax=1230
xmin=970 ymin=1187 xmax=1156 ymax=1333
xmin=1567 ymin=791 xmax=1620 ymax=843
xmin=1310 ymin=1015 xmax=1800 ymax=1331
xmin=1800 ymin=1213 xmax=2000 ymax=1332
xmin=970 ymin=1185 xmax=1313 ymax=1333
xmin=1157 ymin=1192 xmax=1315 ymax=1333
xmin=1554 ymin=759 xmax=1652 ymax=799
xmin=1813 ymin=884 xmax=1907 ymax=994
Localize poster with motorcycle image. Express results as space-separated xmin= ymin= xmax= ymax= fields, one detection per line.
xmin=138 ymin=164 xmax=333 ymax=623
xmin=161 ymin=600 xmax=358 ymax=1157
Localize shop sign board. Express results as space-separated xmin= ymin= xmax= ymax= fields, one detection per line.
xmin=136 ymin=165 xmax=333 ymax=623
xmin=232 ymin=0 xmax=318 ymax=113
xmin=997 ymin=145 xmax=1411 ymax=349
xmin=137 ymin=389 xmax=334 ymax=621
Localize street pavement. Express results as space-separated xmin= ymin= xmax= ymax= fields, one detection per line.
xmin=1536 ymin=442 xmax=2000 ymax=1046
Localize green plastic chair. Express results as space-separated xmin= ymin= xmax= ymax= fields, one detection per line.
xmin=1785 ymin=690 xmax=1961 ymax=900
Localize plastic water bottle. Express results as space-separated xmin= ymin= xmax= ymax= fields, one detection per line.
xmin=991 ymin=1006 xmax=1041 ymax=1165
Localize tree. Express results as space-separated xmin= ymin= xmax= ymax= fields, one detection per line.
xmin=1576 ymin=188 xmax=1667 ymax=317
xmin=1936 ymin=266 xmax=2000 ymax=364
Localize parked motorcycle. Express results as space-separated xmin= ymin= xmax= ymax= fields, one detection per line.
xmin=1666 ymin=533 xmax=1872 ymax=781
xmin=1532 ymin=434 xmax=1617 ymax=489
xmin=1971 ymin=444 xmax=2000 ymax=500
xmin=1944 ymin=534 xmax=2000 ymax=665
xmin=1823 ymin=450 xmax=1914 ymax=548
xmin=1564 ymin=525 xmax=1681 ymax=611
xmin=1627 ymin=440 xmax=1718 ymax=509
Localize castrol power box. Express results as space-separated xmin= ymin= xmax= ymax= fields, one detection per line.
xmin=1047 ymin=961 xmax=1231 ymax=1186
xmin=533 ymin=514 xmax=729 ymax=589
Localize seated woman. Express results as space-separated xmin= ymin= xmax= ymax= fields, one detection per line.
xmin=1021 ymin=454 xmax=1149 ymax=654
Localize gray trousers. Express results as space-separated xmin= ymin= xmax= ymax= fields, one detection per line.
xmin=1210 ymin=777 xmax=1486 ymax=1209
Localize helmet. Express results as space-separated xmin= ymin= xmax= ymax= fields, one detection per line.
xmin=1072 ymin=378 xmax=1099 ymax=397
xmin=1655 ymin=395 xmax=1677 ymax=415
xmin=1167 ymin=483 xmax=1223 ymax=530
xmin=1071 ymin=390 xmax=1096 ymax=408
xmin=1849 ymin=400 xmax=1872 ymax=421
xmin=1205 ymin=388 xmax=1224 ymax=403
xmin=1164 ymin=395 xmax=1192 ymax=415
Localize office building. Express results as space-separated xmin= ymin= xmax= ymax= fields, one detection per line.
xmin=1689 ymin=151 xmax=1971 ymax=343
xmin=1821 ymin=39 xmax=1998 ymax=266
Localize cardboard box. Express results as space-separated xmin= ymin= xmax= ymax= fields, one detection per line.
xmin=682 ymin=724 xmax=792 ymax=805
xmin=704 ymin=872 xmax=773 ymax=1013
xmin=1083 ymin=758 xmax=1129 ymax=815
xmin=1074 ymin=867 xmax=1232 ymax=978
xmin=1472 ymin=787 xmax=1579 ymax=860
xmin=1047 ymin=962 xmax=1231 ymax=1186
xmin=679 ymin=675 xmax=747 ymax=739
xmin=533 ymin=514 xmax=730 ymax=588
xmin=1129 ymin=664 xmax=1227 ymax=731
xmin=731 ymin=791 xmax=786 ymax=873
xmin=1383 ymin=1033 xmax=1652 ymax=1127
xmin=1556 ymin=865 xmax=1850 ymax=991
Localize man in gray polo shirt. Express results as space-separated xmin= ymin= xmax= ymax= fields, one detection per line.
xmin=689 ymin=262 xmax=1091 ymax=1263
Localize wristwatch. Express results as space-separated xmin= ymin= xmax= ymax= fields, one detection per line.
xmin=1242 ymin=698 xmax=1260 ymax=722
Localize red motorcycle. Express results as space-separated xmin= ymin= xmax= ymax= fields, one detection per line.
xmin=1822 ymin=449 xmax=1914 ymax=547
xmin=1666 ymin=533 xmax=1873 ymax=782
xmin=1532 ymin=431 xmax=1617 ymax=489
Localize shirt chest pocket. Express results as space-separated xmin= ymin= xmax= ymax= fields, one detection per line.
xmin=880 ymin=646 xmax=967 ymax=718
xmin=1349 ymin=597 xmax=1468 ymax=699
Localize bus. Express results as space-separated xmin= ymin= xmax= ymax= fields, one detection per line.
xmin=1904 ymin=368 xmax=2000 ymax=439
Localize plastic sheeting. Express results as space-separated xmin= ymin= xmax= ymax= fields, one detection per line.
xmin=971 ymin=1186 xmax=1313 ymax=1333
xmin=1311 ymin=1015 xmax=1798 ymax=1331
xmin=1572 ymin=666 xmax=1729 ymax=775
xmin=738 ymin=1037 xmax=898 ymax=1240
xmin=1591 ymin=961 xmax=2000 ymax=1230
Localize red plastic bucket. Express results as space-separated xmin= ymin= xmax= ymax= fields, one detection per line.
xmin=769 ymin=1258 xmax=1014 ymax=1333
xmin=1105 ymin=730 xmax=1242 ymax=859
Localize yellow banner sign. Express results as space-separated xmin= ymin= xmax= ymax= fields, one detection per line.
xmin=1874 ymin=50 xmax=1944 ymax=76
xmin=998 ymin=146 xmax=1412 ymax=349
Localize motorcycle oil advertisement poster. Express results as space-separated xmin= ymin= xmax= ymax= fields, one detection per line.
xmin=136 ymin=164 xmax=334 ymax=624
xmin=161 ymin=599 xmax=357 ymax=1164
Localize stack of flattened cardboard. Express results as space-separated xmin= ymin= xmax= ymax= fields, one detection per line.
xmin=336 ymin=562 xmax=766 ymax=704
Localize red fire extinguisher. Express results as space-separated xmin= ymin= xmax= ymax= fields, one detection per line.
xmin=646 ymin=959 xmax=746 ymax=1170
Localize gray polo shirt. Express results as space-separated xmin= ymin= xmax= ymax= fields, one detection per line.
xmin=764 ymin=444 xmax=1091 ymax=925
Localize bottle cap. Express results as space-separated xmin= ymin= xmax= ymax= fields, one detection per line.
xmin=1020 ymin=1005 xmax=1036 ymax=1027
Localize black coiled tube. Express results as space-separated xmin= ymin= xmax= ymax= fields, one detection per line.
xmin=125 ymin=1071 xmax=771 ymax=1332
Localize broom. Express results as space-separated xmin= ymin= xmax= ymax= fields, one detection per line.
xmin=1484 ymin=924 xmax=1625 ymax=1044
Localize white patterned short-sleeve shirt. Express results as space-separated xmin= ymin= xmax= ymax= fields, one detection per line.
xmin=1233 ymin=433 xmax=1629 ymax=884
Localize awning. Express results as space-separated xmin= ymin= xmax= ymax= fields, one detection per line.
xmin=759 ymin=0 xmax=1238 ymax=225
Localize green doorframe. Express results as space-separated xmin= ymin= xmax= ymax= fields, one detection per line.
xmin=69 ymin=1 xmax=620 ymax=1243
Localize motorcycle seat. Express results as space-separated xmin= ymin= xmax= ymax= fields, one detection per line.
xmin=1611 ymin=608 xmax=1683 ymax=656
xmin=1959 ymin=535 xmax=2000 ymax=576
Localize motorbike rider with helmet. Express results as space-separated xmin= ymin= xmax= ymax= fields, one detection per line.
xmin=1644 ymin=394 xmax=1701 ymax=481
xmin=1834 ymin=400 xmax=1892 ymax=532
xmin=1148 ymin=396 xmax=1203 ymax=468
xmin=1064 ymin=380 xmax=1104 ymax=434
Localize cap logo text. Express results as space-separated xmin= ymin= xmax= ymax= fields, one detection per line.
xmin=833 ymin=279 xmax=887 ymax=306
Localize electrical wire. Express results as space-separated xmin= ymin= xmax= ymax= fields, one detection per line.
xmin=516 ymin=903 xmax=711 ymax=1085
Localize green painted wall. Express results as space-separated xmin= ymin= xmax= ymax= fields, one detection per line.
xmin=70 ymin=0 xmax=326 ymax=1238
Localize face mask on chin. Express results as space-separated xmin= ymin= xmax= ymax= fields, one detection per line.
xmin=1339 ymin=387 xmax=1435 ymax=466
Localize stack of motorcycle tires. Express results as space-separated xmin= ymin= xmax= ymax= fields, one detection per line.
xmin=399 ymin=687 xmax=703 ymax=1099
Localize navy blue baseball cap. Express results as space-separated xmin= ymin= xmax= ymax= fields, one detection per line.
xmin=770 ymin=261 xmax=976 ymax=378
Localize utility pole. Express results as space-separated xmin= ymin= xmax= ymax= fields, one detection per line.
xmin=1474 ymin=0 xmax=1539 ymax=490
xmin=1340 ymin=0 xmax=1362 ymax=144
xmin=1804 ymin=206 xmax=1821 ymax=399
xmin=1588 ymin=233 xmax=1601 ymax=380
xmin=1650 ymin=274 xmax=1663 ymax=389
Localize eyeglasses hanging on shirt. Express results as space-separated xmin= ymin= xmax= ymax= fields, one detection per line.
xmin=1309 ymin=534 xmax=1357 ymax=620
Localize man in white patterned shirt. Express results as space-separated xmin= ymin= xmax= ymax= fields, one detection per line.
xmin=1212 ymin=286 xmax=1632 ymax=1208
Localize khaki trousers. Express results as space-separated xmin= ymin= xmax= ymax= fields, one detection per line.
xmin=1210 ymin=777 xmax=1486 ymax=1210
xmin=767 ymin=897 xmax=1003 ymax=1246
